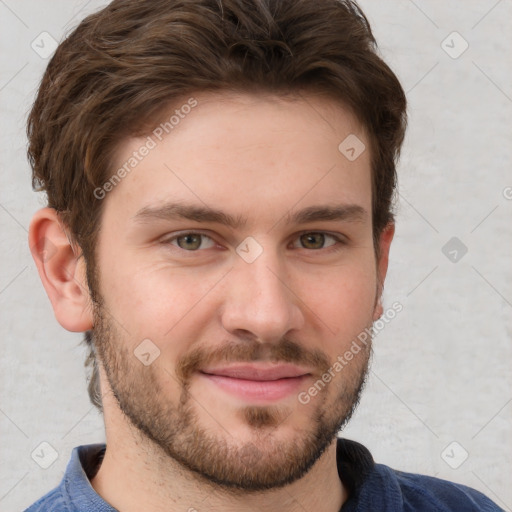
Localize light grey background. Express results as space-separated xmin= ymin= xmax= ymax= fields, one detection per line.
xmin=1 ymin=1 xmax=511 ymax=510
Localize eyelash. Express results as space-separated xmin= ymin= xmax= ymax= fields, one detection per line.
xmin=160 ymin=231 xmax=347 ymax=255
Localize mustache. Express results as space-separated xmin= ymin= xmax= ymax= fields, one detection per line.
xmin=175 ymin=337 xmax=331 ymax=385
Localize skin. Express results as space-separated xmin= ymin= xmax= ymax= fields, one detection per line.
xmin=29 ymin=91 xmax=394 ymax=512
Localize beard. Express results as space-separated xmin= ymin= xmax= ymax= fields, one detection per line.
xmin=91 ymin=295 xmax=373 ymax=495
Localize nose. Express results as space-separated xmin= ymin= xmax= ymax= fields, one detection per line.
xmin=220 ymin=247 xmax=305 ymax=343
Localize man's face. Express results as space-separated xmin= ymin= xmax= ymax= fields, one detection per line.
xmin=91 ymin=92 xmax=388 ymax=491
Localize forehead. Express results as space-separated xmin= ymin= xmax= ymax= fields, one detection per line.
xmin=103 ymin=91 xmax=372 ymax=229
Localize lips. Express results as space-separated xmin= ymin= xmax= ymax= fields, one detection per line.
xmin=199 ymin=363 xmax=312 ymax=381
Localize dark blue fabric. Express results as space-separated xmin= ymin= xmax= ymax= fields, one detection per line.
xmin=25 ymin=439 xmax=504 ymax=511
xmin=25 ymin=443 xmax=114 ymax=512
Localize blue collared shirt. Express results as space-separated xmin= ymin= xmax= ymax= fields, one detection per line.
xmin=25 ymin=439 xmax=504 ymax=511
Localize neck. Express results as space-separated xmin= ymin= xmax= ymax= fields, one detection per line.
xmin=90 ymin=420 xmax=347 ymax=512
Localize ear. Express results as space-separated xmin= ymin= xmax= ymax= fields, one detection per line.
xmin=372 ymin=222 xmax=395 ymax=321
xmin=28 ymin=207 xmax=94 ymax=332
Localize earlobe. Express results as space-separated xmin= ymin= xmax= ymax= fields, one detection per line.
xmin=372 ymin=298 xmax=383 ymax=321
xmin=28 ymin=207 xmax=94 ymax=332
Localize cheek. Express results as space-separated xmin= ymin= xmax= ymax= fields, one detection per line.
xmin=297 ymin=258 xmax=377 ymax=339
xmin=100 ymin=261 xmax=218 ymax=344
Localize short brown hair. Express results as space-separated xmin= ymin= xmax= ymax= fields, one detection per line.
xmin=27 ymin=0 xmax=407 ymax=412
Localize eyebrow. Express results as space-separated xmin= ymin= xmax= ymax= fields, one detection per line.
xmin=131 ymin=201 xmax=368 ymax=229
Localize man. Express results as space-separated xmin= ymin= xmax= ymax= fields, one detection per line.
xmin=25 ymin=0 xmax=502 ymax=510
